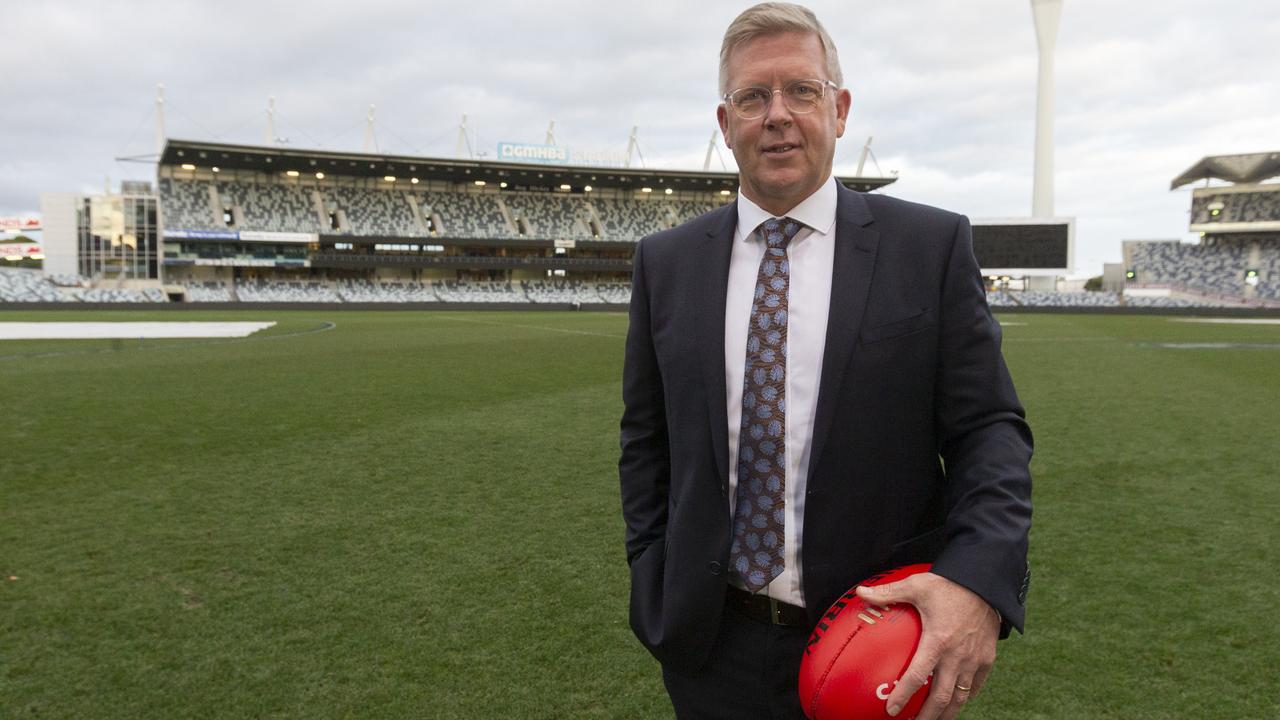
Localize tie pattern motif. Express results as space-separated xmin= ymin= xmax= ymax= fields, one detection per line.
xmin=731 ymin=216 xmax=801 ymax=592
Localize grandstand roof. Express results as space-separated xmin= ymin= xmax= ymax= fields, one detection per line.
xmin=160 ymin=139 xmax=896 ymax=193
xmin=1171 ymin=152 xmax=1280 ymax=189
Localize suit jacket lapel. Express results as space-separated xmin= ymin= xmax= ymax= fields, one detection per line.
xmin=694 ymin=203 xmax=737 ymax=491
xmin=806 ymin=186 xmax=879 ymax=486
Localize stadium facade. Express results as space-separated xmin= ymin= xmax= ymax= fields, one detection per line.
xmin=26 ymin=139 xmax=1090 ymax=306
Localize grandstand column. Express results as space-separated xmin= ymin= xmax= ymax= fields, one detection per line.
xmin=310 ymin=190 xmax=327 ymax=229
xmin=206 ymin=185 xmax=222 ymax=226
xmin=494 ymin=196 xmax=517 ymax=235
xmin=407 ymin=194 xmax=428 ymax=234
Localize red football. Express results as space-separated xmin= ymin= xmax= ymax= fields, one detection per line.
xmin=798 ymin=564 xmax=933 ymax=720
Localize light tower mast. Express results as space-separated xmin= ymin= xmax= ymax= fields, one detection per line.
xmin=1031 ymin=0 xmax=1063 ymax=218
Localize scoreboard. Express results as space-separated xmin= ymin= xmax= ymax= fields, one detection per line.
xmin=971 ymin=219 xmax=1072 ymax=272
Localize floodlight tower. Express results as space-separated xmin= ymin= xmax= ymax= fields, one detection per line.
xmin=1031 ymin=0 xmax=1062 ymax=218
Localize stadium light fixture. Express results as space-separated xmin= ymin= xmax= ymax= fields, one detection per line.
xmin=474 ymin=180 xmax=486 ymax=186
xmin=583 ymin=185 xmax=592 ymax=192
xmin=181 ymin=163 xmax=196 ymax=171
xmin=664 ymin=188 xmax=673 ymax=195
xmin=211 ymin=166 xmax=220 ymax=173
xmin=286 ymin=170 xmax=300 ymax=177
xmin=315 ymin=172 xmax=325 ymax=179
xmin=720 ymin=190 xmax=732 ymax=196
xmin=500 ymin=182 xmax=508 ymax=188
xmin=560 ymin=184 xmax=572 ymax=191
xmin=641 ymin=187 xmax=653 ymax=193
xmin=411 ymin=177 xmax=419 ymax=184
xmin=384 ymin=175 xmax=397 ymax=182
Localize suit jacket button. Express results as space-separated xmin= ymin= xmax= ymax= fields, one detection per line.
xmin=708 ymin=561 xmax=723 ymax=575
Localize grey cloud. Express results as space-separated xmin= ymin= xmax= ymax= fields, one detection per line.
xmin=3 ymin=0 xmax=1277 ymax=275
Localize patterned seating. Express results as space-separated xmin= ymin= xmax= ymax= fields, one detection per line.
xmin=423 ymin=192 xmax=511 ymax=239
xmin=219 ymin=183 xmax=321 ymax=233
xmin=328 ymin=187 xmax=422 ymax=237
xmin=235 ymin=280 xmax=340 ymax=303
xmin=160 ymin=178 xmax=222 ymax=230
xmin=0 ymin=268 xmax=67 ymax=302
xmin=182 ymin=281 xmax=234 ymax=302
xmin=435 ymin=280 xmax=524 ymax=303
xmin=160 ymin=178 xmax=727 ymax=243
xmin=504 ymin=194 xmax=592 ymax=240
xmin=1128 ymin=239 xmax=1254 ymax=296
xmin=1191 ymin=191 xmax=1280 ymax=224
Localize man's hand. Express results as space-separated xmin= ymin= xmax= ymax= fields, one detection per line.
xmin=855 ymin=572 xmax=1000 ymax=720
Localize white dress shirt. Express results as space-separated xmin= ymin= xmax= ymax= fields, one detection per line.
xmin=724 ymin=176 xmax=837 ymax=607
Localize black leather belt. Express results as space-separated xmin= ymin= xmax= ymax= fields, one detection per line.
xmin=725 ymin=585 xmax=809 ymax=627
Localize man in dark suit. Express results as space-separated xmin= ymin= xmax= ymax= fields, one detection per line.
xmin=619 ymin=4 xmax=1032 ymax=719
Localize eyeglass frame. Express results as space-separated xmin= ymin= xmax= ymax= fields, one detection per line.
xmin=721 ymin=79 xmax=840 ymax=120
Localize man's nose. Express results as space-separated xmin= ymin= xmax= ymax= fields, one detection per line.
xmin=763 ymin=89 xmax=794 ymax=128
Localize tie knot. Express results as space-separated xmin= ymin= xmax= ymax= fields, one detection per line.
xmin=760 ymin=217 xmax=803 ymax=249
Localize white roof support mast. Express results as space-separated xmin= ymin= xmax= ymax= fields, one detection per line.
xmin=624 ymin=126 xmax=639 ymax=169
xmin=703 ymin=130 xmax=718 ymax=172
xmin=154 ymin=84 xmax=166 ymax=156
xmin=855 ymin=136 xmax=873 ymax=177
xmin=362 ymin=104 xmax=377 ymax=153
xmin=265 ymin=97 xmax=277 ymax=146
xmin=456 ymin=114 xmax=470 ymax=159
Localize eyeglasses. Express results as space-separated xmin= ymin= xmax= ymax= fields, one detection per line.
xmin=722 ymin=79 xmax=839 ymax=120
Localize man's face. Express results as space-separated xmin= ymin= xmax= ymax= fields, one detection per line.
xmin=717 ymin=32 xmax=851 ymax=216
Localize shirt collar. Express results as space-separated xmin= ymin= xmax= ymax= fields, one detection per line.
xmin=734 ymin=175 xmax=838 ymax=244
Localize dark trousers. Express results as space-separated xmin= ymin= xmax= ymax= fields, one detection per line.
xmin=661 ymin=604 xmax=810 ymax=720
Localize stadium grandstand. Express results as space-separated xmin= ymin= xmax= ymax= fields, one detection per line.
xmin=31 ymin=139 xmax=892 ymax=306
xmin=26 ymin=140 xmax=1272 ymax=310
xmin=1123 ymin=151 xmax=1280 ymax=308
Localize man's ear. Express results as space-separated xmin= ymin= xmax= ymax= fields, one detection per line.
xmin=717 ymin=104 xmax=733 ymax=149
xmin=834 ymin=88 xmax=852 ymax=138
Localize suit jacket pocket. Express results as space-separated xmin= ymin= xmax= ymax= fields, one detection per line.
xmin=859 ymin=308 xmax=936 ymax=345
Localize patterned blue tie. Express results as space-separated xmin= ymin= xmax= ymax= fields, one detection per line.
xmin=731 ymin=216 xmax=802 ymax=592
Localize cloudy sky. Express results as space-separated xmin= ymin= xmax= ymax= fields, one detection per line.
xmin=2 ymin=0 xmax=1275 ymax=275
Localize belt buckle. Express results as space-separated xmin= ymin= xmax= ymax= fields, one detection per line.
xmin=769 ymin=597 xmax=783 ymax=625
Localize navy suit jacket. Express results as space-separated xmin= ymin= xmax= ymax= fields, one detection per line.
xmin=619 ymin=184 xmax=1033 ymax=673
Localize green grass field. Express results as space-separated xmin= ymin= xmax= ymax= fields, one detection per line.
xmin=2 ymin=310 xmax=1278 ymax=719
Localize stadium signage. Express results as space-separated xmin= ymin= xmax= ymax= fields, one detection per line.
xmin=1 ymin=216 xmax=41 ymax=232
xmin=194 ymin=258 xmax=311 ymax=268
xmin=165 ymin=230 xmax=239 ymax=240
xmin=498 ymin=142 xmax=569 ymax=164
xmin=165 ymin=230 xmax=317 ymax=244
xmin=1 ymin=243 xmax=42 ymax=259
xmin=239 ymin=231 xmax=315 ymax=244
xmin=496 ymin=142 xmax=627 ymax=168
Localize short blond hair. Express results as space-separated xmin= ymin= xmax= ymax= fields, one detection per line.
xmin=718 ymin=2 xmax=844 ymax=95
